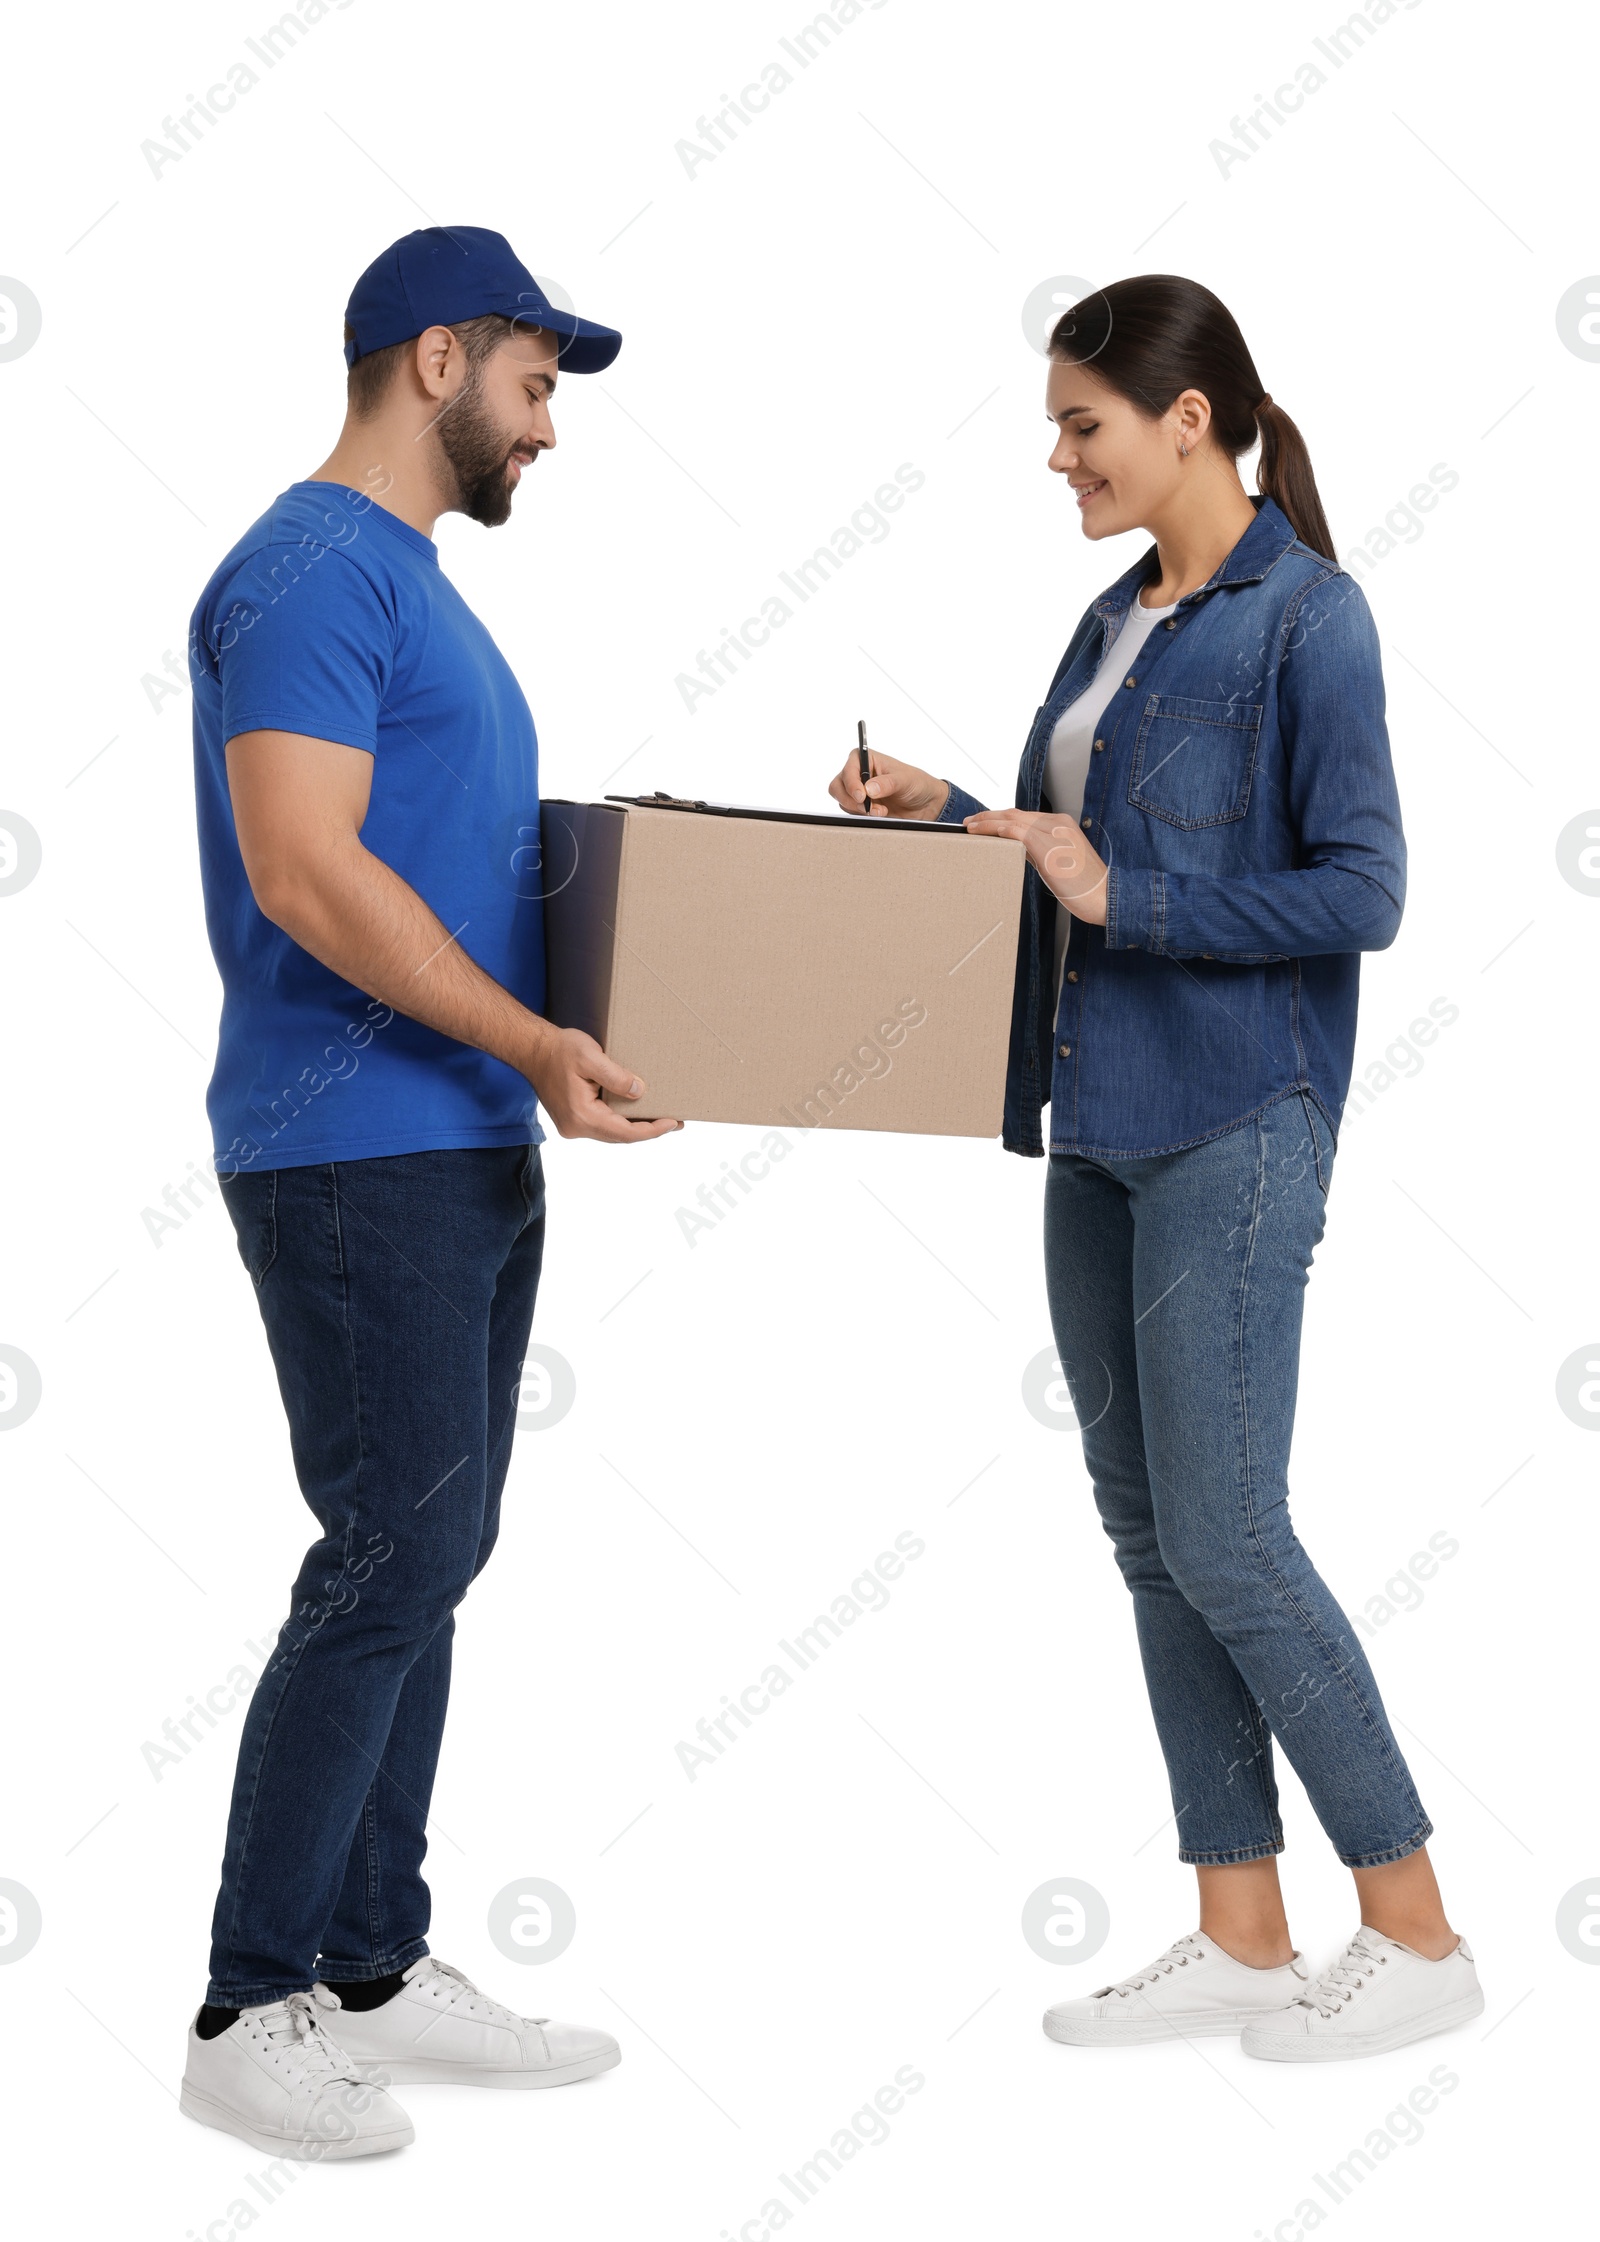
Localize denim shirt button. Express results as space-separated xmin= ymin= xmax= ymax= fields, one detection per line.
xmin=1066 ymin=970 xmax=1079 ymax=983
xmin=1122 ymin=675 xmax=1137 ymax=688
xmin=1058 ymin=1043 xmax=1072 ymax=1058
xmin=1092 ymin=739 xmax=1106 ymax=752
xmin=1164 ymin=619 xmax=1177 ymax=630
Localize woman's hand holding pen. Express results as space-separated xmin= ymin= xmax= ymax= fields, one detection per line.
xmin=828 ymin=749 xmax=949 ymax=821
xmin=963 ymin=808 xmax=1110 ymax=926
xmin=825 ymin=721 xmax=1104 ymax=922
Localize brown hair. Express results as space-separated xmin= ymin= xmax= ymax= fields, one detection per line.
xmin=343 ymin=313 xmax=523 ymax=420
xmin=1049 ymin=275 xmax=1334 ymax=561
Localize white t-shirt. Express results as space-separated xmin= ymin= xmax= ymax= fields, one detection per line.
xmin=1046 ymin=580 xmax=1180 ymax=990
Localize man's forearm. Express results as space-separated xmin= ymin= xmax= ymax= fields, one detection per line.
xmin=258 ymin=833 xmax=555 ymax=1074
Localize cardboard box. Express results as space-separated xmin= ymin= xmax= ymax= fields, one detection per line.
xmin=541 ymin=796 xmax=1024 ymax=1137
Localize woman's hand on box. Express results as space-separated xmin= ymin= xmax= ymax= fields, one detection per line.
xmin=963 ymin=808 xmax=1109 ymax=926
xmin=828 ymin=751 xmax=950 ymax=822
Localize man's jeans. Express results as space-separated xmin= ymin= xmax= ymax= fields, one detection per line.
xmin=207 ymin=1146 xmax=544 ymax=2007
xmin=1044 ymin=1090 xmax=1432 ymax=1869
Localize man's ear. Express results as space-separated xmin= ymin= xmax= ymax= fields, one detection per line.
xmin=414 ymin=324 xmax=460 ymax=401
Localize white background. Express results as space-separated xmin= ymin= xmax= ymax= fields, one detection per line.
xmin=1 ymin=1 xmax=1594 ymax=2235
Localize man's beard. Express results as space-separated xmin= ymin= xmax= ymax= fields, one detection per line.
xmin=438 ymin=375 xmax=522 ymax=527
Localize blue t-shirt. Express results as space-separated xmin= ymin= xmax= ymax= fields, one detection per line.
xmin=189 ymin=481 xmax=545 ymax=1174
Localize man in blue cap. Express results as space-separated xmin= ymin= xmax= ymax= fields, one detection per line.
xmin=180 ymin=228 xmax=679 ymax=2158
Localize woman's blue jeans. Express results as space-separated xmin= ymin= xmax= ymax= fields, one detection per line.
xmin=206 ymin=1145 xmax=545 ymax=2007
xmin=1044 ymin=1090 xmax=1432 ymax=1869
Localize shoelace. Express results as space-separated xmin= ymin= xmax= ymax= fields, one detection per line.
xmin=1095 ymin=1934 xmax=1207 ymax=2001
xmin=250 ymin=1988 xmax=358 ymax=2087
xmin=408 ymin=1957 xmax=548 ymax=2030
xmin=1296 ymin=1934 xmax=1388 ymax=2019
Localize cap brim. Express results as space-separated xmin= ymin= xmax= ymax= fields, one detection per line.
xmin=521 ymin=307 xmax=621 ymax=374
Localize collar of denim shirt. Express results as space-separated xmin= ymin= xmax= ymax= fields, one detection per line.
xmin=1090 ymin=494 xmax=1300 ymax=625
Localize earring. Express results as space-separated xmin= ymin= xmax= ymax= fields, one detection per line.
xmin=1178 ymin=441 xmax=1190 ymax=458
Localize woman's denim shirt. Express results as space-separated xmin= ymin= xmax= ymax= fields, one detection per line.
xmin=939 ymin=497 xmax=1406 ymax=1160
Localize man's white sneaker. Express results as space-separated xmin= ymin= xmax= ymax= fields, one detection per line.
xmin=321 ymin=1957 xmax=622 ymax=2089
xmin=1043 ymin=1931 xmax=1308 ymax=2046
xmin=181 ymin=1986 xmax=415 ymax=2158
xmin=1240 ymin=1925 xmax=1484 ymax=2062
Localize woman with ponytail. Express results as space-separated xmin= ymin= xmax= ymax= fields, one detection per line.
xmin=828 ymin=275 xmax=1482 ymax=2062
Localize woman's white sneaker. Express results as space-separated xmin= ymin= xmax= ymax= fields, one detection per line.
xmin=1043 ymin=1931 xmax=1308 ymax=2046
xmin=1240 ymin=1926 xmax=1484 ymax=2062
xmin=320 ymin=1956 xmax=621 ymax=2088
xmin=181 ymin=1986 xmax=415 ymax=2158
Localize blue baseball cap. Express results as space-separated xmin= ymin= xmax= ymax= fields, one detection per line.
xmin=343 ymin=226 xmax=622 ymax=374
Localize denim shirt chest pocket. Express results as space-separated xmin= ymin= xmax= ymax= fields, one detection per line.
xmin=1127 ymin=691 xmax=1264 ymax=830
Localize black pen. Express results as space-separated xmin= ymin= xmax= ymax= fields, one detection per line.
xmin=857 ymin=718 xmax=873 ymax=815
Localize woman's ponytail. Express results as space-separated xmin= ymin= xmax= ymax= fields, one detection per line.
xmin=1252 ymin=394 xmax=1334 ymax=565
xmin=1050 ymin=279 xmax=1336 ymax=562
